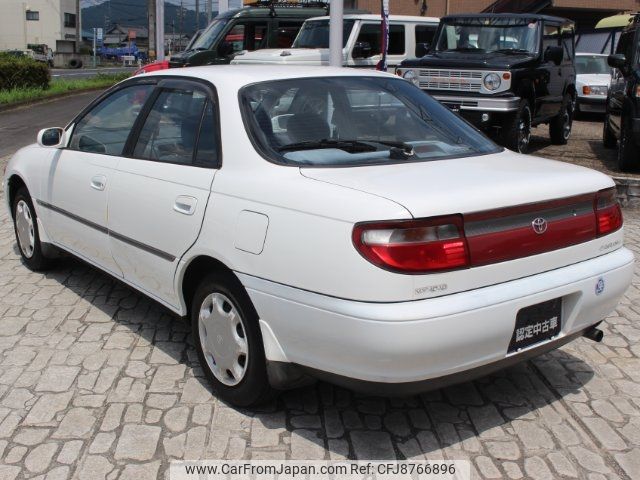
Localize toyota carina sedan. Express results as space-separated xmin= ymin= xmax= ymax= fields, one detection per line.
xmin=5 ymin=66 xmax=634 ymax=406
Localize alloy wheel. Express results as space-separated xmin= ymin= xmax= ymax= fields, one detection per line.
xmin=15 ymin=200 xmax=35 ymax=259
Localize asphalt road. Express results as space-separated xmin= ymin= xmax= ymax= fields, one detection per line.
xmin=51 ymin=66 xmax=136 ymax=79
xmin=0 ymin=91 xmax=103 ymax=158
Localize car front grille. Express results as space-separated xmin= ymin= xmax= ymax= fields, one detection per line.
xmin=418 ymin=69 xmax=483 ymax=92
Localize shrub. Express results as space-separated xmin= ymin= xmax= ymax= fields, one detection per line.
xmin=0 ymin=54 xmax=50 ymax=91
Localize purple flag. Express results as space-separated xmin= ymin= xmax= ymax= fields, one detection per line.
xmin=376 ymin=0 xmax=390 ymax=71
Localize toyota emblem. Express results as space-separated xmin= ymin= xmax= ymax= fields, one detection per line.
xmin=532 ymin=217 xmax=548 ymax=234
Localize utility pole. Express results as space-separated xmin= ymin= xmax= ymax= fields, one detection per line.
xmin=195 ymin=0 xmax=200 ymax=30
xmin=148 ymin=0 xmax=156 ymax=60
xmin=206 ymin=0 xmax=212 ymax=25
xmin=329 ymin=0 xmax=343 ymax=67
xmin=75 ymin=0 xmax=80 ymax=53
xmin=179 ymin=0 xmax=184 ymax=51
xmin=156 ymin=0 xmax=165 ymax=60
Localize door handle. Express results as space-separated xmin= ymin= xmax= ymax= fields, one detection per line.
xmin=90 ymin=175 xmax=106 ymax=191
xmin=174 ymin=195 xmax=197 ymax=215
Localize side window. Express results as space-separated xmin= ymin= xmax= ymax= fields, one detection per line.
xmin=356 ymin=24 xmax=405 ymax=56
xmin=133 ymin=88 xmax=208 ymax=165
xmin=194 ymin=102 xmax=219 ymax=167
xmin=561 ymin=24 xmax=574 ymax=64
xmin=415 ymin=25 xmax=436 ymax=55
xmin=270 ymin=22 xmax=301 ymax=48
xmin=224 ymin=22 xmax=267 ymax=52
xmin=69 ymin=84 xmax=153 ymax=156
xmin=543 ymin=24 xmax=560 ymax=56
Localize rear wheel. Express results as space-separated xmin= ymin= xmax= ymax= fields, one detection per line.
xmin=618 ymin=117 xmax=639 ymax=172
xmin=12 ymin=187 xmax=51 ymax=271
xmin=500 ymin=100 xmax=532 ymax=153
xmin=549 ymin=94 xmax=574 ymax=145
xmin=191 ymin=272 xmax=274 ymax=407
xmin=603 ymin=113 xmax=617 ymax=149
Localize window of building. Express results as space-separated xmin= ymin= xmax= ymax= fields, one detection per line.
xmin=26 ymin=10 xmax=39 ymax=21
xmin=64 ymin=13 xmax=77 ymax=28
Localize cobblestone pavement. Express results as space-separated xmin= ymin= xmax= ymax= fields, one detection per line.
xmin=0 ymin=174 xmax=639 ymax=478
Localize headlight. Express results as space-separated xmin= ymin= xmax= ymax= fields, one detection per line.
xmin=402 ymin=69 xmax=420 ymax=87
xmin=583 ymin=85 xmax=608 ymax=96
xmin=483 ymin=73 xmax=501 ymax=91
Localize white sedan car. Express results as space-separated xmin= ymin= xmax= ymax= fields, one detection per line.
xmin=5 ymin=66 xmax=634 ymax=406
xmin=575 ymin=53 xmax=611 ymax=114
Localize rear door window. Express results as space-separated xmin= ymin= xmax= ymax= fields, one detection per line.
xmin=224 ymin=22 xmax=268 ymax=52
xmin=415 ymin=24 xmax=436 ymax=55
xmin=356 ymin=24 xmax=405 ymax=55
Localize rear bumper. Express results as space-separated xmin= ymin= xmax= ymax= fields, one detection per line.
xmin=240 ymin=247 xmax=634 ymax=388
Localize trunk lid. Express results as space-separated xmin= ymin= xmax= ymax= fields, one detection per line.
xmin=232 ymin=48 xmax=331 ymax=65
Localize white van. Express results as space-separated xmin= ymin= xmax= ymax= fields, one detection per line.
xmin=231 ymin=14 xmax=439 ymax=68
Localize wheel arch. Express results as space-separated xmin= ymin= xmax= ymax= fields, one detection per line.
xmin=517 ymin=80 xmax=536 ymax=112
xmin=7 ymin=174 xmax=29 ymax=220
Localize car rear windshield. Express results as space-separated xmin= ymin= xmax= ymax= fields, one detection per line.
xmin=435 ymin=17 xmax=540 ymax=54
xmin=240 ymin=76 xmax=501 ymax=167
xmin=292 ymin=20 xmax=355 ymax=48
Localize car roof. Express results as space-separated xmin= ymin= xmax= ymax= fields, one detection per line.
xmin=217 ymin=6 xmax=332 ymax=19
xmin=441 ymin=13 xmax=573 ymax=25
xmin=138 ymin=65 xmax=396 ymax=87
xmin=306 ymin=14 xmax=439 ymax=23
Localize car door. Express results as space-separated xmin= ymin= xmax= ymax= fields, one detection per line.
xmin=607 ymin=30 xmax=633 ymax=134
xmin=108 ymin=79 xmax=219 ymax=308
xmin=42 ymin=83 xmax=154 ymax=276
xmin=538 ymin=23 xmax=563 ymax=118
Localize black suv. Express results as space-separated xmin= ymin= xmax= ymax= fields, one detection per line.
xmin=169 ymin=3 xmax=336 ymax=68
xmin=603 ymin=13 xmax=640 ymax=171
xmin=397 ymin=14 xmax=576 ymax=154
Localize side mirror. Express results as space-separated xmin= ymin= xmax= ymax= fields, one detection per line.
xmin=415 ymin=42 xmax=430 ymax=58
xmin=544 ymin=46 xmax=564 ymax=65
xmin=352 ymin=41 xmax=373 ymax=59
xmin=608 ymin=53 xmax=627 ymax=73
xmin=37 ymin=127 xmax=65 ymax=148
xmin=217 ymin=41 xmax=234 ymax=57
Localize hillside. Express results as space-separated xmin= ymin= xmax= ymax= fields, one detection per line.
xmin=82 ymin=0 xmax=212 ymax=35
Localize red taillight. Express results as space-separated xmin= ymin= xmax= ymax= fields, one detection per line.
xmin=595 ymin=188 xmax=623 ymax=236
xmin=352 ymin=216 xmax=470 ymax=273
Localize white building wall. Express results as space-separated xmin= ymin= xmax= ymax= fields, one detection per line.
xmin=0 ymin=0 xmax=79 ymax=52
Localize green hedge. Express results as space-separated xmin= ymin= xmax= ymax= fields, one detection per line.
xmin=0 ymin=54 xmax=50 ymax=91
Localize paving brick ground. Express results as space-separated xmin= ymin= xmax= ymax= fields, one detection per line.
xmin=0 ymin=128 xmax=639 ymax=479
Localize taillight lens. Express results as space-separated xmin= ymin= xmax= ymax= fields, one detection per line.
xmin=352 ymin=215 xmax=470 ymax=273
xmin=595 ymin=188 xmax=623 ymax=236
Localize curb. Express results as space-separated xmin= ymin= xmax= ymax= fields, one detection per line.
xmin=613 ymin=176 xmax=640 ymax=208
xmin=0 ymin=86 xmax=107 ymax=114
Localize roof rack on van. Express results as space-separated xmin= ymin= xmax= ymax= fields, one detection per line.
xmin=245 ymin=0 xmax=330 ymax=17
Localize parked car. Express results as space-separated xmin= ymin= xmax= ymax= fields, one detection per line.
xmin=575 ymin=53 xmax=611 ymax=114
xmin=168 ymin=5 xmax=354 ymax=68
xmin=133 ymin=59 xmax=169 ymax=76
xmin=231 ymin=14 xmax=439 ymax=68
xmin=397 ymin=14 xmax=577 ymax=154
xmin=603 ymin=13 xmax=640 ymax=171
xmin=5 ymin=66 xmax=633 ymax=406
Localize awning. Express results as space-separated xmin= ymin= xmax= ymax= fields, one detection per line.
xmin=595 ymin=14 xmax=634 ymax=29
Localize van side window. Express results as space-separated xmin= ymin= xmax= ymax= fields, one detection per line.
xmin=415 ymin=25 xmax=436 ymax=56
xmin=69 ymin=84 xmax=153 ymax=156
xmin=543 ymin=24 xmax=560 ymax=60
xmin=356 ymin=24 xmax=405 ymax=56
xmin=224 ymin=22 xmax=268 ymax=52
xmin=133 ymin=88 xmax=208 ymax=165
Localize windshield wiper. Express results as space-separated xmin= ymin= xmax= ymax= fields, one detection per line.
xmin=278 ymin=139 xmax=377 ymax=153
xmin=494 ymin=48 xmax=532 ymax=54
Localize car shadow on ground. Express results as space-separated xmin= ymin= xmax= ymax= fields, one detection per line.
xmin=14 ymin=248 xmax=596 ymax=460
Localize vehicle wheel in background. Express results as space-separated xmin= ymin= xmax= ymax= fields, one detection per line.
xmin=12 ymin=187 xmax=51 ymax=271
xmin=550 ymin=94 xmax=574 ymax=145
xmin=618 ymin=118 xmax=639 ymax=172
xmin=500 ymin=100 xmax=532 ymax=154
xmin=603 ymin=113 xmax=617 ymax=149
xmin=191 ymin=272 xmax=274 ymax=407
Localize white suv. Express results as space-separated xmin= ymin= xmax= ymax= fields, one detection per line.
xmin=231 ymin=15 xmax=439 ymax=68
xmin=5 ymin=66 xmax=634 ymax=406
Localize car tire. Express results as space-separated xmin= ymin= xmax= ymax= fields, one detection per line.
xmin=12 ymin=187 xmax=51 ymax=271
xmin=549 ymin=94 xmax=574 ymax=145
xmin=191 ymin=272 xmax=274 ymax=407
xmin=617 ymin=117 xmax=639 ymax=172
xmin=603 ymin=113 xmax=617 ymax=149
xmin=500 ymin=100 xmax=532 ymax=154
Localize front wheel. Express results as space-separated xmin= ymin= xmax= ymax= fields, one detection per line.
xmin=549 ymin=95 xmax=574 ymax=145
xmin=191 ymin=272 xmax=274 ymax=407
xmin=12 ymin=187 xmax=51 ymax=271
xmin=500 ymin=100 xmax=532 ymax=153
xmin=618 ymin=118 xmax=639 ymax=172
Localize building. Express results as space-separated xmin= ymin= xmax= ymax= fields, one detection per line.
xmin=0 ymin=0 xmax=79 ymax=53
xmin=103 ymin=24 xmax=149 ymax=51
